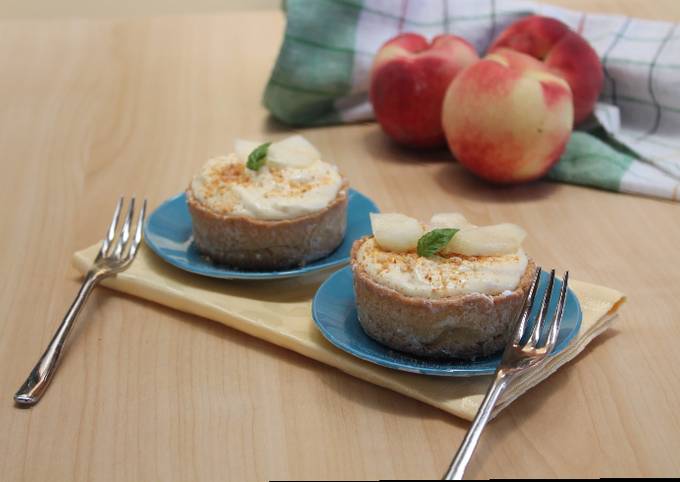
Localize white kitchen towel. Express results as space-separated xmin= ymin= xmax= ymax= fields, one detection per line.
xmin=263 ymin=0 xmax=680 ymax=201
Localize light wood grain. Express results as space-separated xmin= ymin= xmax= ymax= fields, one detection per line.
xmin=1 ymin=0 xmax=679 ymax=20
xmin=0 ymin=0 xmax=279 ymax=19
xmin=0 ymin=2 xmax=679 ymax=480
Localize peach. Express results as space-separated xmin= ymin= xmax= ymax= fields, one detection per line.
xmin=490 ymin=15 xmax=603 ymax=125
xmin=441 ymin=48 xmax=573 ymax=184
xmin=369 ymin=33 xmax=478 ymax=148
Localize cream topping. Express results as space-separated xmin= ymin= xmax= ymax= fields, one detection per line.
xmin=356 ymin=237 xmax=528 ymax=299
xmin=190 ymin=153 xmax=343 ymax=220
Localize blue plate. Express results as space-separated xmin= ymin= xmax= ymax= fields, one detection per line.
xmin=144 ymin=190 xmax=379 ymax=280
xmin=312 ymin=266 xmax=582 ymax=377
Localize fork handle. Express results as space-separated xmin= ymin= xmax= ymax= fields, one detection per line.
xmin=442 ymin=373 xmax=511 ymax=480
xmin=14 ymin=270 xmax=101 ymax=406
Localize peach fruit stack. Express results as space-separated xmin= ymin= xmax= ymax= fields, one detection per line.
xmin=369 ymin=15 xmax=604 ymax=184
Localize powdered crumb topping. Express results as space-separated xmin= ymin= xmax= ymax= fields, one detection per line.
xmin=191 ymin=153 xmax=343 ymax=220
xmin=357 ymin=237 xmax=527 ymax=299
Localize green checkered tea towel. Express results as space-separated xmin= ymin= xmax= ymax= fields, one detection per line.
xmin=263 ymin=0 xmax=680 ymax=201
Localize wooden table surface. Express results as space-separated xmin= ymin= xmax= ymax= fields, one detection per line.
xmin=1 ymin=1 xmax=679 ymax=480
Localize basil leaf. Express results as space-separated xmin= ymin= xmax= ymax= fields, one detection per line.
xmin=417 ymin=228 xmax=459 ymax=257
xmin=246 ymin=142 xmax=271 ymax=171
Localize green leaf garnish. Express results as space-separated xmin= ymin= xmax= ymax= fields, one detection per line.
xmin=417 ymin=228 xmax=459 ymax=257
xmin=246 ymin=142 xmax=271 ymax=171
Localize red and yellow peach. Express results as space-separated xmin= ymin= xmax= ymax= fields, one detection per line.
xmin=369 ymin=33 xmax=479 ymax=148
xmin=489 ymin=15 xmax=603 ymax=125
xmin=441 ymin=48 xmax=574 ymax=183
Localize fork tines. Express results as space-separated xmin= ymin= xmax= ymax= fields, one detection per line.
xmin=510 ymin=267 xmax=570 ymax=356
xmin=98 ymin=197 xmax=147 ymax=262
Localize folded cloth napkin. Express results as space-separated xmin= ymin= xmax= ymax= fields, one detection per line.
xmin=72 ymin=244 xmax=625 ymax=421
xmin=263 ymin=0 xmax=680 ymax=201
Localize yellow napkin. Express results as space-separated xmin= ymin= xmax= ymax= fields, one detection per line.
xmin=73 ymin=244 xmax=625 ymax=421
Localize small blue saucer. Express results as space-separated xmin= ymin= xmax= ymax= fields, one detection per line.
xmin=144 ymin=190 xmax=379 ymax=280
xmin=312 ymin=267 xmax=582 ymax=377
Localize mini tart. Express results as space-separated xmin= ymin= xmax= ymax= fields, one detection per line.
xmin=187 ymin=182 xmax=348 ymax=271
xmin=350 ymin=237 xmax=536 ymax=360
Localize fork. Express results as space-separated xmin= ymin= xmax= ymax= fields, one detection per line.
xmin=442 ymin=267 xmax=569 ymax=480
xmin=14 ymin=197 xmax=147 ymax=407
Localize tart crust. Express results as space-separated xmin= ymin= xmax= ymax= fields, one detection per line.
xmin=351 ymin=237 xmax=536 ymax=359
xmin=187 ymin=183 xmax=348 ymax=270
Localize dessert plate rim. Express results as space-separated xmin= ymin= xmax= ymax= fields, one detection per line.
xmin=143 ymin=189 xmax=379 ymax=280
xmin=312 ymin=265 xmax=582 ymax=377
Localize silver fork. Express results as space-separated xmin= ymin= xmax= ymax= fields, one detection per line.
xmin=14 ymin=197 xmax=147 ymax=407
xmin=443 ymin=267 xmax=569 ymax=480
